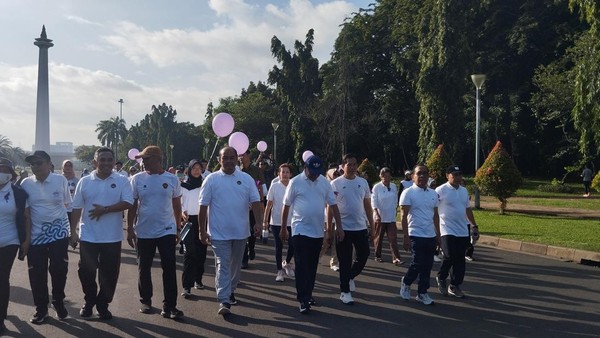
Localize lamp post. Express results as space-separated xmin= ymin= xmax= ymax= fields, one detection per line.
xmin=118 ymin=99 xmax=124 ymax=120
xmin=471 ymin=74 xmax=486 ymax=209
xmin=169 ymin=144 xmax=174 ymax=166
xmin=271 ymin=122 xmax=279 ymax=164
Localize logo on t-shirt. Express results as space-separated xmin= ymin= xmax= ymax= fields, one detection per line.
xmin=237 ymin=181 xmax=241 ymax=185
xmin=111 ymin=183 xmax=116 ymax=188
xmin=162 ymin=183 xmax=168 ymax=189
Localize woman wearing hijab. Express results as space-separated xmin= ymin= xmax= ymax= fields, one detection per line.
xmin=0 ymin=158 xmax=30 ymax=334
xmin=180 ymin=159 xmax=207 ymax=298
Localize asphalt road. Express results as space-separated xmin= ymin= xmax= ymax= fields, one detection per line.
xmin=4 ymin=236 xmax=599 ymax=338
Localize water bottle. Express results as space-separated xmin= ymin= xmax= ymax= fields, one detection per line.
xmin=261 ymin=229 xmax=269 ymax=244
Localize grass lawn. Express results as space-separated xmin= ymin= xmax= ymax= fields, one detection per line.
xmin=474 ymin=209 xmax=600 ymax=252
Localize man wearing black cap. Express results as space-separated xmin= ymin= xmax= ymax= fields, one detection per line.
xmin=20 ymin=150 xmax=74 ymax=323
xmin=281 ymin=155 xmax=343 ymax=314
xmin=435 ymin=165 xmax=479 ymax=299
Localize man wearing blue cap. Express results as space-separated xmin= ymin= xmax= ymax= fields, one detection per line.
xmin=281 ymin=155 xmax=342 ymax=314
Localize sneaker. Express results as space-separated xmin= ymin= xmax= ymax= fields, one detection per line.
xmin=399 ymin=277 xmax=411 ymax=300
xmin=161 ymin=308 xmax=184 ymax=319
xmin=276 ymin=270 xmax=285 ymax=282
xmin=181 ymin=288 xmax=192 ymax=298
xmin=299 ymin=301 xmax=311 ymax=314
xmin=139 ymin=303 xmax=152 ymax=314
xmin=97 ymin=308 xmax=113 ymax=320
xmin=340 ymin=292 xmax=354 ymax=305
xmin=433 ymin=254 xmax=442 ymax=262
xmin=79 ymin=304 xmax=93 ymax=317
xmin=308 ymin=297 xmax=316 ymax=306
xmin=30 ymin=311 xmax=49 ymax=324
xmin=465 ymin=256 xmax=474 ymax=262
xmin=218 ymin=303 xmax=231 ymax=315
xmin=436 ymin=277 xmax=448 ymax=296
xmin=349 ymin=279 xmax=356 ymax=292
xmin=448 ymin=285 xmax=465 ymax=298
xmin=375 ymin=257 xmax=383 ymax=262
xmin=53 ymin=301 xmax=68 ymax=320
xmin=282 ymin=261 xmax=295 ymax=277
xmin=330 ymin=264 xmax=339 ymax=271
xmin=194 ymin=281 xmax=205 ymax=289
xmin=393 ymin=258 xmax=404 ymax=266
xmin=229 ymin=293 xmax=238 ymax=305
xmin=416 ymin=293 xmax=434 ymax=305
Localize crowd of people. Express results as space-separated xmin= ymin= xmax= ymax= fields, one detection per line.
xmin=0 ymin=144 xmax=484 ymax=334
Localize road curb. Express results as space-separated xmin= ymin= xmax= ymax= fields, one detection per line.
xmin=479 ymin=234 xmax=600 ymax=265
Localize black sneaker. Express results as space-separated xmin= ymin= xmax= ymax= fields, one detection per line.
xmin=299 ymin=302 xmax=311 ymax=314
xmin=79 ymin=304 xmax=93 ymax=317
xmin=436 ymin=277 xmax=449 ymax=296
xmin=30 ymin=311 xmax=49 ymax=324
xmin=229 ymin=293 xmax=238 ymax=305
xmin=97 ymin=307 xmax=113 ymax=320
xmin=53 ymin=301 xmax=68 ymax=320
xmin=309 ymin=298 xmax=316 ymax=306
xmin=139 ymin=303 xmax=152 ymax=314
xmin=194 ymin=281 xmax=204 ymax=290
xmin=217 ymin=303 xmax=231 ymax=315
xmin=161 ymin=308 xmax=184 ymax=319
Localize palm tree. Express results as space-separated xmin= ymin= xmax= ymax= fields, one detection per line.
xmin=0 ymin=135 xmax=28 ymax=165
xmin=95 ymin=117 xmax=127 ymax=158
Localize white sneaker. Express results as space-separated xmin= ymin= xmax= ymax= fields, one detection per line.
xmin=275 ymin=270 xmax=285 ymax=282
xmin=282 ymin=261 xmax=295 ymax=277
xmin=181 ymin=288 xmax=191 ymax=298
xmin=399 ymin=277 xmax=411 ymax=300
xmin=340 ymin=292 xmax=354 ymax=305
xmin=330 ymin=264 xmax=339 ymax=271
xmin=416 ymin=293 xmax=434 ymax=305
xmin=349 ymin=279 xmax=356 ymax=292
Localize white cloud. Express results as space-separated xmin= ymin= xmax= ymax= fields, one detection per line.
xmin=65 ymin=15 xmax=103 ymax=27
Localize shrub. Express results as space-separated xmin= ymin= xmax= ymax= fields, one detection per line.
xmin=537 ymin=184 xmax=575 ymax=193
xmin=592 ymin=171 xmax=600 ymax=192
xmin=474 ymin=141 xmax=523 ymax=214
xmin=357 ymin=158 xmax=378 ymax=187
xmin=425 ymin=144 xmax=453 ymax=184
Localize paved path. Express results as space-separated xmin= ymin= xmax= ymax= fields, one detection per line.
xmin=4 ymin=238 xmax=599 ymax=337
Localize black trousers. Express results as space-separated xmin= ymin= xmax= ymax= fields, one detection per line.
xmin=182 ymin=215 xmax=207 ymax=288
xmin=136 ymin=235 xmax=178 ymax=310
xmin=437 ymin=235 xmax=470 ymax=286
xmin=403 ymin=236 xmax=436 ymax=294
xmin=292 ymin=235 xmax=323 ymax=303
xmin=27 ymin=237 xmax=69 ymax=312
xmin=272 ymin=225 xmax=295 ymax=270
xmin=243 ymin=210 xmax=256 ymax=264
xmin=78 ymin=241 xmax=121 ymax=309
xmin=0 ymin=245 xmax=18 ymax=320
xmin=336 ymin=229 xmax=370 ymax=293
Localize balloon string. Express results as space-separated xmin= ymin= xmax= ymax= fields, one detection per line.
xmin=207 ymin=138 xmax=220 ymax=168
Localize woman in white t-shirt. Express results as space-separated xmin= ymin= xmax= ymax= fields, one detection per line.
xmin=263 ymin=163 xmax=294 ymax=282
xmin=0 ymin=158 xmax=29 ymax=334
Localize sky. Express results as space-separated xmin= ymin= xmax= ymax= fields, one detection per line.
xmin=0 ymin=0 xmax=372 ymax=150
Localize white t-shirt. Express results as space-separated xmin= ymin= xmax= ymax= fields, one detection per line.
xmin=72 ymin=171 xmax=134 ymax=243
xmin=283 ymin=172 xmax=337 ymax=238
xmin=131 ymin=171 xmax=182 ymax=239
xmin=436 ymin=182 xmax=470 ymax=237
xmin=399 ymin=185 xmax=438 ymax=238
xmin=266 ymin=181 xmax=290 ymax=227
xmin=21 ymin=173 xmax=71 ymax=245
xmin=371 ymin=181 xmax=398 ymax=223
xmin=401 ymin=180 xmax=413 ymax=190
xmin=199 ymin=170 xmax=260 ymax=241
xmin=330 ymin=176 xmax=370 ymax=231
xmin=65 ymin=176 xmax=79 ymax=211
xmin=0 ymin=184 xmax=19 ymax=247
xmin=201 ymin=169 xmax=211 ymax=179
xmin=181 ymin=186 xmax=201 ymax=216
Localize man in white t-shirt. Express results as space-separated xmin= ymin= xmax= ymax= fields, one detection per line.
xmin=330 ymin=153 xmax=374 ymax=305
xmin=263 ymin=163 xmax=294 ymax=282
xmin=21 ymin=150 xmax=73 ymax=323
xmin=435 ymin=165 xmax=479 ymax=299
xmin=200 ymin=159 xmax=211 ymax=179
xmin=398 ymin=164 xmax=440 ymax=306
xmin=281 ymin=155 xmax=342 ymax=314
xmin=127 ymin=145 xmax=184 ymax=319
xmin=198 ymin=147 xmax=263 ymax=316
xmin=71 ymin=147 xmax=133 ymax=320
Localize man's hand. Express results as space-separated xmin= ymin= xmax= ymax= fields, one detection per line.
xmin=19 ymin=241 xmax=30 ymax=260
xmin=336 ymin=227 xmax=345 ymax=242
xmin=127 ymin=228 xmax=136 ymax=248
xmin=325 ymin=231 xmax=333 ymax=247
xmin=70 ymin=232 xmax=79 ymax=249
xmin=89 ymin=204 xmax=107 ymax=221
xmin=280 ymin=227 xmax=288 ymax=242
xmin=200 ymin=231 xmax=211 ymax=245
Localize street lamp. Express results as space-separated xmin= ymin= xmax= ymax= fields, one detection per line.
xmin=471 ymin=74 xmax=486 ymax=209
xmin=169 ymin=144 xmax=174 ymax=166
xmin=271 ymin=122 xmax=279 ymax=163
xmin=118 ymin=99 xmax=124 ymax=120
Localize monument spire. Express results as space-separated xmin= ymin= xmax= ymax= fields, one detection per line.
xmin=34 ymin=25 xmax=54 ymax=152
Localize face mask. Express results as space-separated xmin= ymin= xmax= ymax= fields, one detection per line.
xmin=0 ymin=173 xmax=12 ymax=185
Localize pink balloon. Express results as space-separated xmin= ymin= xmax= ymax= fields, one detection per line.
xmin=257 ymin=141 xmax=267 ymax=152
xmin=212 ymin=112 xmax=235 ymax=137
xmin=128 ymin=148 xmax=139 ymax=160
xmin=302 ymin=150 xmax=314 ymax=162
xmin=229 ymin=132 xmax=249 ymax=155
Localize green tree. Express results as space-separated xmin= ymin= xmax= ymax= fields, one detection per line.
xmin=95 ymin=117 xmax=127 ymax=159
xmin=74 ymin=145 xmax=97 ymax=165
xmin=357 ymin=158 xmax=378 ymax=187
xmin=0 ymin=135 xmax=27 ymax=165
xmin=474 ymin=141 xmax=523 ymax=214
